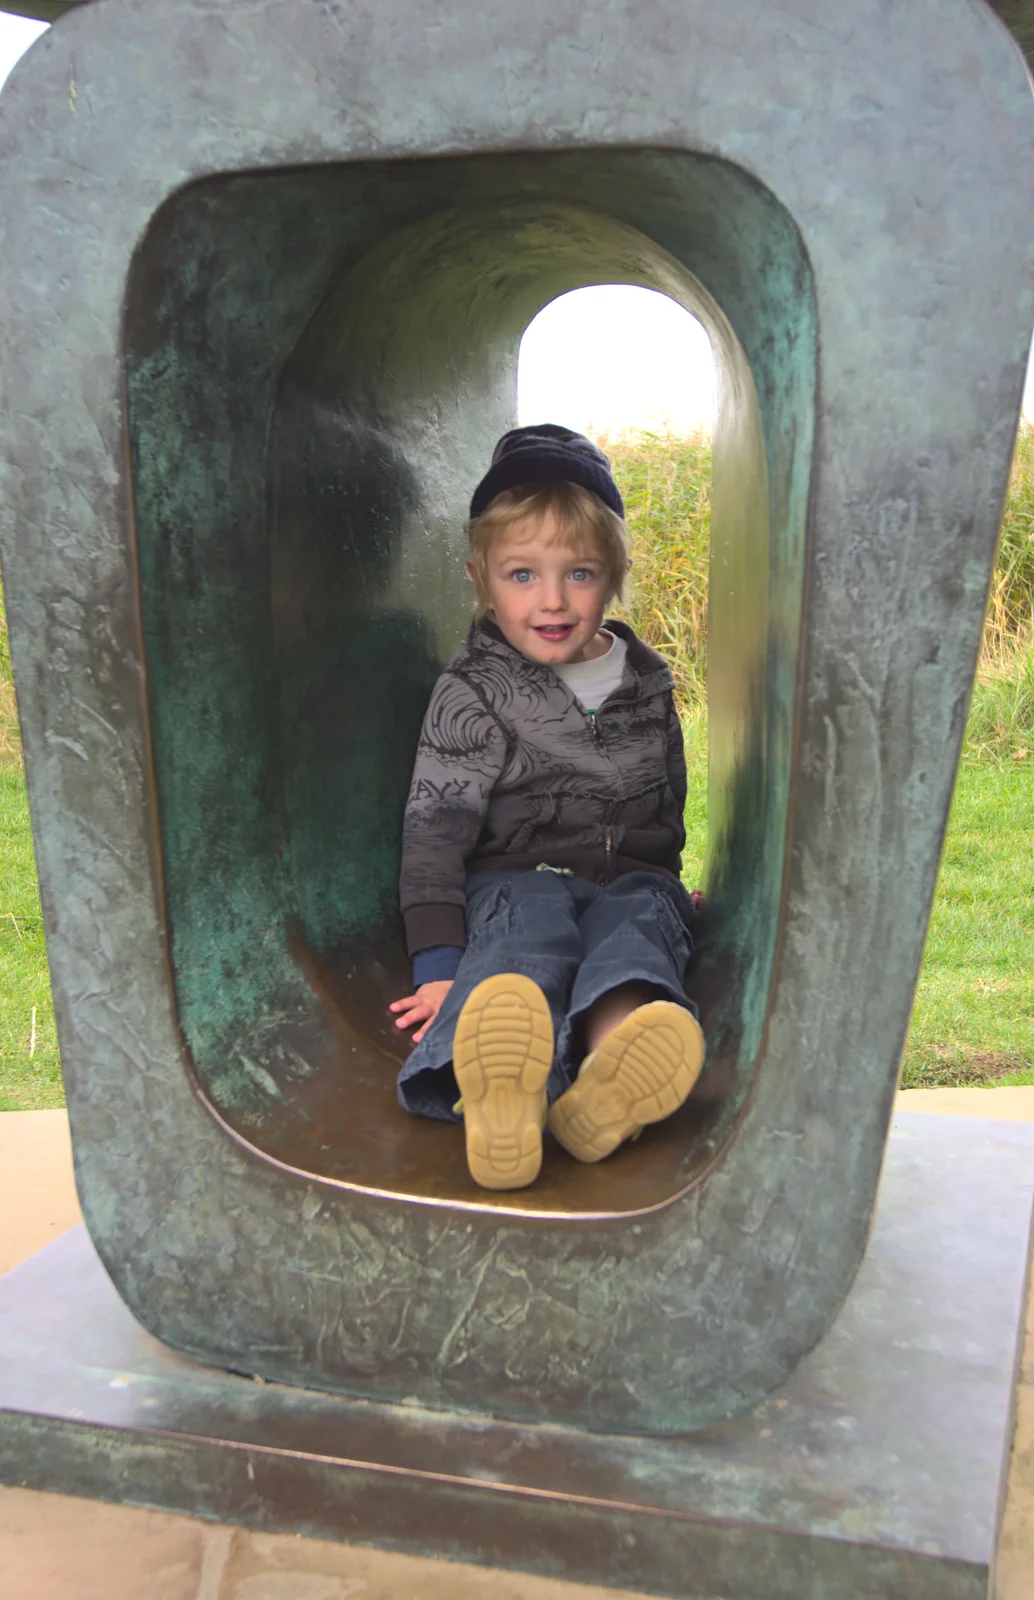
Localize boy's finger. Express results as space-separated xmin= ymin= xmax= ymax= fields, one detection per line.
xmin=394 ymin=1002 xmax=430 ymax=1029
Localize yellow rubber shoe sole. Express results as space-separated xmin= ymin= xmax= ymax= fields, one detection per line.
xmin=452 ymin=974 xmax=554 ymax=1191
xmin=548 ymin=1000 xmax=705 ymax=1164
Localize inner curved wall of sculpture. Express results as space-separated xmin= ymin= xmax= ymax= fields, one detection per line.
xmin=125 ymin=153 xmax=804 ymax=1216
xmin=0 ymin=0 xmax=1032 ymax=1435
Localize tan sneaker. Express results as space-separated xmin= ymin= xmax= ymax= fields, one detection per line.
xmin=548 ymin=1001 xmax=705 ymax=1163
xmin=452 ymin=974 xmax=553 ymax=1190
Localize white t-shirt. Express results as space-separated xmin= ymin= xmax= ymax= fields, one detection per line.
xmin=553 ymin=630 xmax=628 ymax=711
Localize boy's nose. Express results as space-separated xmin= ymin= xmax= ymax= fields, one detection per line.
xmin=539 ymin=582 xmax=567 ymax=611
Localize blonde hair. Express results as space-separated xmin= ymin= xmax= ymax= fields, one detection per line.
xmin=466 ymin=481 xmax=630 ymax=617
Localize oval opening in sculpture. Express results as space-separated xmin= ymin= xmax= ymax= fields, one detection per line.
xmin=124 ymin=146 xmax=815 ymax=1217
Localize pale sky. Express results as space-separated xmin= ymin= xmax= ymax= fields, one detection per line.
xmin=0 ymin=12 xmax=46 ymax=90
xmin=1 ymin=12 xmax=1033 ymax=431
xmin=518 ymin=286 xmax=716 ymax=440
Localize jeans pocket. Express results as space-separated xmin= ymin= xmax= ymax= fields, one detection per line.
xmin=649 ymin=885 xmax=692 ymax=961
xmin=465 ymin=879 xmax=516 ymax=947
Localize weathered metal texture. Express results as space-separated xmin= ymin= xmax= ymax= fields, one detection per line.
xmin=10 ymin=0 xmax=1034 ymax=70
xmin=3 ymin=1115 xmax=1032 ymax=1600
xmin=8 ymin=1 xmax=1034 ymax=72
xmin=0 ymin=0 xmax=1032 ymax=1436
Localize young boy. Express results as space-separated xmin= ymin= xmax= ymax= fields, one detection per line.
xmin=390 ymin=424 xmax=705 ymax=1190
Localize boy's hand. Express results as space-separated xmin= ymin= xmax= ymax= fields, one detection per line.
xmin=389 ymin=981 xmax=454 ymax=1044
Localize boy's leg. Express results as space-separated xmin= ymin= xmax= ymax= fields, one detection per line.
xmin=582 ymin=979 xmax=662 ymax=1054
xmin=549 ymin=874 xmax=705 ymax=1162
xmin=555 ymin=872 xmax=698 ymax=1073
xmin=396 ymin=869 xmax=582 ymax=1122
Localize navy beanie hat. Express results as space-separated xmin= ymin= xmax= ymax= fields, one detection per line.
xmin=469 ymin=423 xmax=625 ymax=520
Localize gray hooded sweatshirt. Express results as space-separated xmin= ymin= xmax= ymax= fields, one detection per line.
xmin=399 ymin=619 xmax=687 ymax=956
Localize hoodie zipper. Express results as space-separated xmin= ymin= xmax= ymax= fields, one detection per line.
xmin=588 ymin=709 xmax=617 ymax=880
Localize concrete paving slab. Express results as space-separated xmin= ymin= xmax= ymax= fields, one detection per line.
xmin=216 ymin=1525 xmax=648 ymax=1600
xmin=897 ymin=1087 xmax=1034 ymax=1121
xmin=0 ymin=1110 xmax=79 ymax=1277
xmin=0 ymin=1484 xmax=208 ymax=1600
xmin=997 ymin=1381 xmax=1034 ymax=1600
xmin=0 ymin=1489 xmax=640 ymax=1600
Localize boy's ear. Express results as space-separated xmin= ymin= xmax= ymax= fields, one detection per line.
xmin=464 ymin=558 xmax=476 ymax=583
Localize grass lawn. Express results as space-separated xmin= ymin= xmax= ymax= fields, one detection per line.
xmin=901 ymin=758 xmax=1033 ymax=1087
xmin=0 ymin=763 xmax=61 ymax=1109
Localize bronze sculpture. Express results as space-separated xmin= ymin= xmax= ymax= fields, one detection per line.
xmin=0 ymin=0 xmax=1031 ymax=1446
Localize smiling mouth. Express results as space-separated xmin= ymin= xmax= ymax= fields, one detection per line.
xmin=534 ymin=624 xmax=575 ymax=640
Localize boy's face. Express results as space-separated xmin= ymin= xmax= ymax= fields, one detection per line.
xmin=468 ymin=508 xmax=611 ymax=666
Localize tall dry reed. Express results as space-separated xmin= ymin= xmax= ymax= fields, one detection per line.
xmin=984 ymin=423 xmax=1034 ymax=665
xmin=606 ymin=431 xmax=711 ymax=709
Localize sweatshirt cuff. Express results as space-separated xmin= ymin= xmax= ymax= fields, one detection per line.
xmin=412 ymin=945 xmax=464 ymax=986
xmin=403 ymin=901 xmax=468 ymax=955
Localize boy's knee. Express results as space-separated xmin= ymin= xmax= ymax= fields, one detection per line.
xmin=601 ymin=874 xmax=692 ymax=948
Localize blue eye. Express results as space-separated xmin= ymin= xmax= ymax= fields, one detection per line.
xmin=571 ymin=568 xmax=595 ymax=582
xmin=510 ymin=569 xmax=533 ymax=583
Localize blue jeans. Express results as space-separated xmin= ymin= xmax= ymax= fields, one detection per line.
xmin=397 ymin=869 xmax=697 ymax=1122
